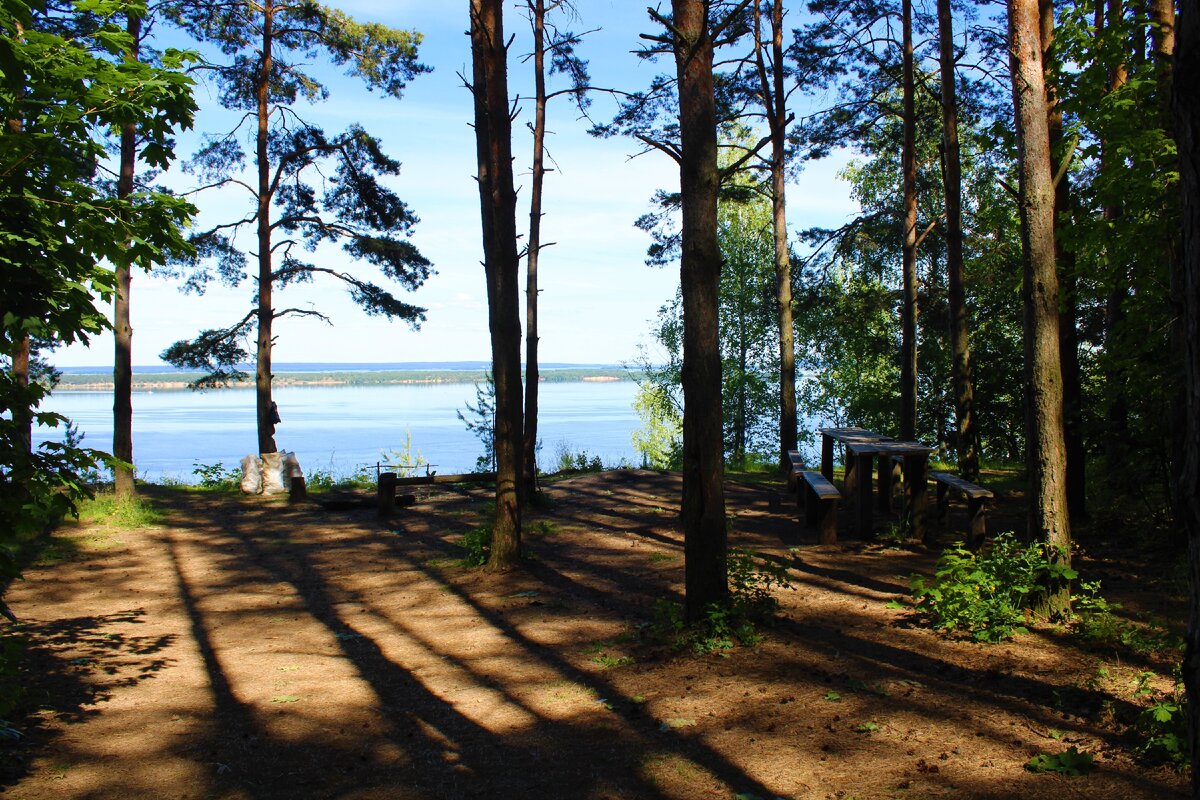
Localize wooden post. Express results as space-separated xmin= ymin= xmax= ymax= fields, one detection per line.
xmin=876 ymin=452 xmax=893 ymax=514
xmin=937 ymin=480 xmax=950 ymax=526
xmin=904 ymin=452 xmax=929 ymax=545
xmin=967 ymin=496 xmax=987 ymax=550
xmin=289 ymin=475 xmax=306 ymax=504
xmin=821 ymin=433 xmax=834 ymax=480
xmin=845 ymin=446 xmax=858 ymax=496
xmin=378 ymin=471 xmax=397 ymax=517
xmin=804 ymin=482 xmax=818 ymax=529
xmin=856 ymin=452 xmax=873 ymax=537
xmin=817 ymin=493 xmax=838 ymax=546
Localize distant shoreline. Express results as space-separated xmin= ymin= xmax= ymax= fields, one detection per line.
xmin=53 ymin=367 xmax=639 ymax=391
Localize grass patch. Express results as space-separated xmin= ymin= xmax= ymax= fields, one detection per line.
xmin=74 ymin=493 xmax=165 ymax=528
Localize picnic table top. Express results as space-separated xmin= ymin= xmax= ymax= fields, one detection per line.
xmin=844 ymin=439 xmax=934 ymax=456
xmin=818 ymin=427 xmax=892 ymax=442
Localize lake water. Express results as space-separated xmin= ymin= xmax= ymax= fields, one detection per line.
xmin=34 ymin=381 xmax=643 ymax=483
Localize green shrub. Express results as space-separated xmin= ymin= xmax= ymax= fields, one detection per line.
xmin=648 ymin=548 xmax=793 ymax=654
xmin=910 ymin=532 xmax=1077 ymax=642
xmin=553 ymin=443 xmax=603 ymax=473
xmin=1073 ymin=581 xmax=1182 ymax=656
xmin=191 ymin=461 xmax=238 ymax=490
xmin=458 ymin=525 xmax=492 ymax=567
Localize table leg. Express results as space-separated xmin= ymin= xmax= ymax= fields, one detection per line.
xmin=821 ymin=434 xmax=834 ymax=481
xmin=903 ymin=452 xmax=929 ymax=544
xmin=844 ymin=448 xmax=857 ymax=496
xmin=856 ymin=453 xmax=873 ymax=537
xmin=877 ymin=454 xmax=892 ymax=514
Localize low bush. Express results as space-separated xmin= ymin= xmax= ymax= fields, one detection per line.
xmin=910 ymin=532 xmax=1077 ymax=642
xmin=648 ymin=547 xmax=793 ymax=654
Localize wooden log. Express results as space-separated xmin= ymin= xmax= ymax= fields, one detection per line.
xmin=821 ymin=434 xmax=835 ymax=480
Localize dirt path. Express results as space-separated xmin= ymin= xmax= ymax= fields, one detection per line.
xmin=0 ymin=470 xmax=1187 ymax=799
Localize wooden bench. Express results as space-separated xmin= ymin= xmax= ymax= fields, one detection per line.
xmin=794 ymin=468 xmax=840 ymax=545
xmin=785 ymin=449 xmax=805 ymax=490
xmin=930 ymin=472 xmax=993 ymax=548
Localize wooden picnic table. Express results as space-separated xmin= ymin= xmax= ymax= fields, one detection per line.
xmin=844 ymin=439 xmax=934 ymax=542
xmin=818 ymin=426 xmax=891 ymax=483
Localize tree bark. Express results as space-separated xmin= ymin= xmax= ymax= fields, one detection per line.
xmin=900 ymin=0 xmax=919 ymax=442
xmin=113 ymin=10 xmax=140 ymax=499
xmin=1171 ymin=0 xmax=1200 ymax=789
xmin=1008 ymin=0 xmax=1072 ymax=616
xmin=255 ymin=0 xmax=277 ymax=455
xmin=471 ymin=0 xmax=524 ymax=568
xmin=522 ymin=0 xmax=547 ymax=500
xmin=754 ymin=1 xmax=796 ymax=472
xmin=12 ymin=336 xmax=30 ymax=454
xmin=1039 ymin=0 xmax=1086 ymax=519
xmin=937 ymin=0 xmax=979 ymax=482
xmin=673 ymin=0 xmax=727 ymax=621
xmin=6 ymin=64 xmax=30 ymax=457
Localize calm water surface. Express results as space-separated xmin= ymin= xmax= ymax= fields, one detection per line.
xmin=35 ymin=381 xmax=641 ymax=482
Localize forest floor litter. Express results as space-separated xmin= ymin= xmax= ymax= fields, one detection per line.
xmin=0 ymin=469 xmax=1187 ymax=799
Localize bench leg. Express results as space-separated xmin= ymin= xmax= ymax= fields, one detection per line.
xmin=818 ymin=499 xmax=838 ymax=545
xmin=804 ymin=483 xmax=818 ymax=529
xmin=936 ymin=481 xmax=950 ymax=527
xmin=967 ymin=498 xmax=987 ymax=550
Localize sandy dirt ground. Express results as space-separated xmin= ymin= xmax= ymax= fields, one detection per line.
xmin=0 ymin=469 xmax=1188 ymax=799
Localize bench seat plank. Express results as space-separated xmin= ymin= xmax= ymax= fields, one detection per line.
xmin=930 ymin=471 xmax=993 ymax=499
xmin=930 ymin=471 xmax=992 ymax=548
xmin=797 ymin=470 xmax=840 ymax=544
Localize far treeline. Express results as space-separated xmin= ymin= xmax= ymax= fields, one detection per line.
xmin=4 ymin=0 xmax=1200 ymax=789
xmin=53 ymin=368 xmax=638 ymax=390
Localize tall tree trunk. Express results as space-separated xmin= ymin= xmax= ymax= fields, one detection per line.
xmin=471 ymin=0 xmax=524 ymax=568
xmin=1100 ymin=0 xmax=1130 ymax=488
xmin=522 ymin=0 xmax=547 ymax=500
xmin=1040 ymin=0 xmax=1086 ymax=519
xmin=755 ymin=1 xmax=796 ymax=471
xmin=1171 ymin=0 xmax=1200 ymax=787
xmin=900 ymin=0 xmax=919 ymax=442
xmin=1150 ymin=0 xmax=1185 ymax=545
xmin=1008 ymin=0 xmax=1072 ymax=616
xmin=937 ymin=0 xmax=979 ymax=481
xmin=12 ymin=337 xmax=30 ymax=454
xmin=255 ymin=0 xmax=277 ymax=455
xmin=6 ymin=52 xmax=30 ymax=457
xmin=673 ymin=0 xmax=727 ymax=621
xmin=113 ymin=10 xmax=141 ymax=499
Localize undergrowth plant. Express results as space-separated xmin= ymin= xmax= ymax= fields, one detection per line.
xmin=553 ymin=443 xmax=604 ymax=474
xmin=649 ymin=547 xmax=793 ymax=654
xmin=458 ymin=525 xmax=492 ymax=567
xmin=75 ymin=493 xmax=164 ymax=528
xmin=1072 ymin=581 xmax=1182 ymax=656
xmin=910 ymin=532 xmax=1077 ymax=642
xmin=191 ymin=462 xmax=239 ymax=490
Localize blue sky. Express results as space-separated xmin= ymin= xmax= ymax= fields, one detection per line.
xmin=55 ymin=2 xmax=858 ymax=368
